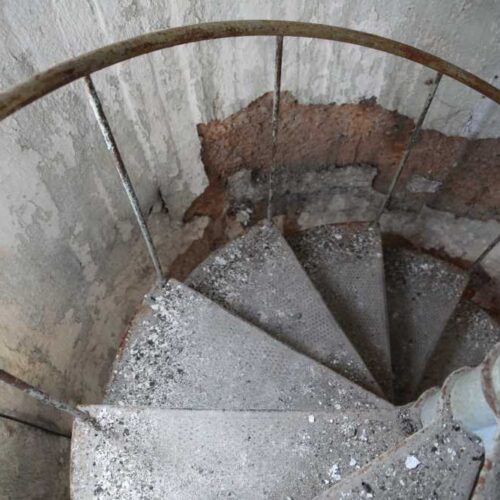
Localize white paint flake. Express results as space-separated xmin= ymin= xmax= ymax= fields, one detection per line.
xmin=405 ymin=455 xmax=421 ymax=469
xmin=359 ymin=428 xmax=368 ymax=442
xmin=214 ymin=256 xmax=227 ymax=266
xmin=328 ymin=464 xmax=342 ymax=481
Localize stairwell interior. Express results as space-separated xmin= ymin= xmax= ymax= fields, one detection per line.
xmin=2 ymin=3 xmax=500 ymax=499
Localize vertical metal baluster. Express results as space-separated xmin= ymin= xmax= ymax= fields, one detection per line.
xmin=0 ymin=369 xmax=99 ymax=429
xmin=373 ymin=73 xmax=443 ymax=225
xmin=267 ymin=35 xmax=284 ymax=221
xmin=470 ymin=232 xmax=500 ymax=270
xmin=83 ymin=75 xmax=165 ymax=283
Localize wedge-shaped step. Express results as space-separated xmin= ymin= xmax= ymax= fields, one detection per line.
xmin=289 ymin=222 xmax=392 ymax=398
xmin=315 ymin=419 xmax=483 ymax=499
xmin=419 ymin=300 xmax=500 ymax=392
xmin=72 ymin=406 xmax=412 ymax=500
xmin=106 ymin=280 xmax=391 ymax=412
xmin=384 ymin=246 xmax=468 ymax=403
xmin=187 ymin=222 xmax=379 ymax=393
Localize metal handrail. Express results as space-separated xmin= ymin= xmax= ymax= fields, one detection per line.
xmin=373 ymin=73 xmax=443 ymax=224
xmin=83 ymin=75 xmax=165 ymax=283
xmin=0 ymin=369 xmax=99 ymax=429
xmin=1 ymin=20 xmax=500 ymax=121
xmin=266 ymin=35 xmax=284 ymax=222
xmin=1 ymin=20 xmax=500 ymax=425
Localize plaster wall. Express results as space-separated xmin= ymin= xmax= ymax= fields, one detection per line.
xmin=0 ymin=417 xmax=70 ymax=499
xmin=1 ymin=0 xmax=500 ymax=432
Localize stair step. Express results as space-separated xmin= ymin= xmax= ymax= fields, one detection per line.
xmin=105 ymin=280 xmax=391 ymax=412
xmin=315 ymin=419 xmax=483 ymax=499
xmin=419 ymin=300 xmax=500 ymax=393
xmin=384 ymin=246 xmax=468 ymax=403
xmin=71 ymin=406 xmax=413 ymax=500
xmin=186 ymin=222 xmax=380 ymax=394
xmin=288 ymin=222 xmax=393 ymax=399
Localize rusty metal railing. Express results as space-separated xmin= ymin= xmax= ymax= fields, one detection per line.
xmin=83 ymin=75 xmax=165 ymax=283
xmin=2 ymin=21 xmax=500 ymax=120
xmin=1 ymin=20 xmax=500 ymax=425
xmin=373 ymin=73 xmax=443 ymax=224
xmin=0 ymin=369 xmax=99 ymax=429
xmin=266 ymin=35 xmax=284 ymax=222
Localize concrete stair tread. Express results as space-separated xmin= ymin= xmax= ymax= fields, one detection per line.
xmin=384 ymin=246 xmax=469 ymax=403
xmin=288 ymin=222 xmax=393 ymax=399
xmin=419 ymin=299 xmax=500 ymax=392
xmin=315 ymin=418 xmax=483 ymax=499
xmin=71 ymin=406 xmax=413 ymax=500
xmin=105 ymin=279 xmax=391 ymax=412
xmin=186 ymin=222 xmax=380 ymax=394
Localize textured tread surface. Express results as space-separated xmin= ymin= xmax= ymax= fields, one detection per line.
xmin=419 ymin=300 xmax=500 ymax=392
xmin=187 ymin=222 xmax=379 ymax=393
xmin=289 ymin=222 xmax=393 ymax=398
xmin=71 ymin=406 xmax=413 ymax=500
xmin=105 ymin=279 xmax=391 ymax=412
xmin=384 ymin=246 xmax=469 ymax=403
xmin=315 ymin=419 xmax=483 ymax=499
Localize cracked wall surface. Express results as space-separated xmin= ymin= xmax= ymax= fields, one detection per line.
xmin=1 ymin=0 xmax=500 ymax=437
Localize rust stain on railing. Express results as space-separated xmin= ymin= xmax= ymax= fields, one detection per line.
xmin=1 ymin=20 xmax=499 ymax=121
xmin=0 ymin=368 xmax=99 ymax=427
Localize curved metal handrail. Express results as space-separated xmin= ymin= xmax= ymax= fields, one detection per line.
xmin=1 ymin=20 xmax=500 ymax=121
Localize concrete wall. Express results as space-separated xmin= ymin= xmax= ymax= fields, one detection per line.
xmin=1 ymin=0 xmax=500 ymax=432
xmin=0 ymin=417 xmax=70 ymax=499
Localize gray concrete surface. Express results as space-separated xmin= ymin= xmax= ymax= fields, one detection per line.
xmin=289 ymin=222 xmax=393 ymax=399
xmin=71 ymin=406 xmax=411 ymax=499
xmin=106 ymin=279 xmax=390 ymax=412
xmin=316 ymin=419 xmax=483 ymax=499
xmin=384 ymin=247 xmax=469 ymax=403
xmin=187 ymin=222 xmax=380 ymax=393
xmin=0 ymin=416 xmax=70 ymax=500
xmin=419 ymin=300 xmax=500 ymax=392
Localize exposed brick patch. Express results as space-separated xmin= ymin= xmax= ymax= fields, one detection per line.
xmin=194 ymin=92 xmax=500 ymax=218
xmin=197 ymin=92 xmax=409 ymax=185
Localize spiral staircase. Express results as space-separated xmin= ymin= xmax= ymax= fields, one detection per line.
xmin=67 ymin=220 xmax=500 ymax=499
xmin=2 ymin=20 xmax=500 ymax=499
